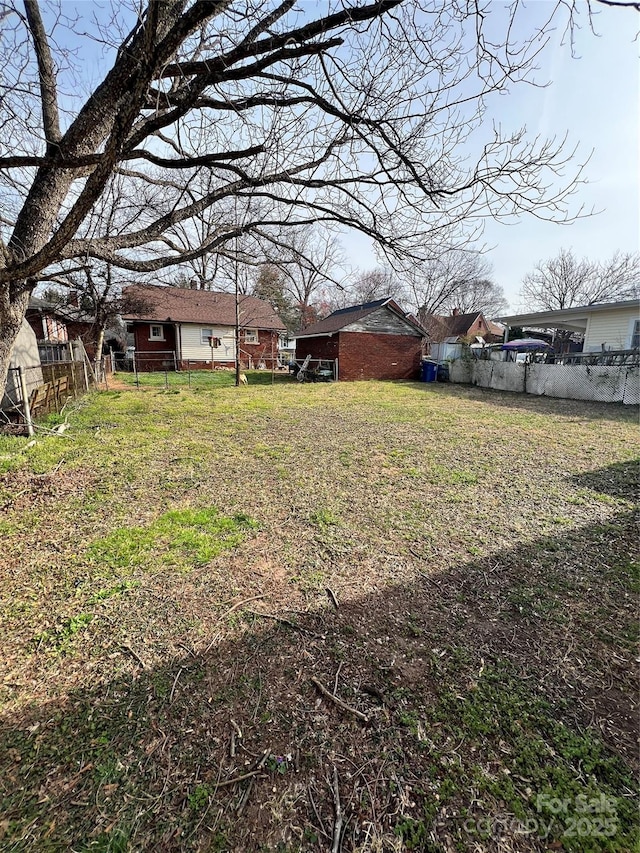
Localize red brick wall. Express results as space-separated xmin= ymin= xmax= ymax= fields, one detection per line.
xmin=133 ymin=323 xmax=177 ymax=370
xmin=464 ymin=316 xmax=486 ymax=339
xmin=338 ymin=332 xmax=421 ymax=380
xmin=296 ymin=336 xmax=340 ymax=362
xmin=241 ymin=329 xmax=279 ymax=366
xmin=297 ymin=332 xmax=421 ymax=380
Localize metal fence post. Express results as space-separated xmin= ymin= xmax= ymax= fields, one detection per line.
xmin=17 ymin=366 xmax=34 ymax=437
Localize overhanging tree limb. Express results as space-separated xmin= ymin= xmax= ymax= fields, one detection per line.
xmin=0 ymin=0 xmax=618 ymax=392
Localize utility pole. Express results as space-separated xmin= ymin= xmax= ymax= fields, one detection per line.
xmin=233 ymin=199 xmax=242 ymax=387
xmin=235 ymin=257 xmax=241 ymax=387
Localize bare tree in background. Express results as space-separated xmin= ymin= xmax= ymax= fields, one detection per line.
xmin=520 ymin=249 xmax=640 ymax=311
xmin=35 ymin=175 xmax=153 ymax=360
xmin=331 ymin=267 xmax=396 ymax=312
xmin=0 ymin=0 xmax=621 ymax=390
xmin=399 ymin=252 xmax=493 ymax=320
xmin=274 ymin=227 xmax=346 ymax=330
xmin=439 ymin=278 xmax=508 ymax=319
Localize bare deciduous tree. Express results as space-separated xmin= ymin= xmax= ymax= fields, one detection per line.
xmin=438 ymin=277 xmax=508 ymax=319
xmin=272 ymin=226 xmax=347 ymax=330
xmin=520 ymin=249 xmax=640 ymax=311
xmin=0 ymin=0 xmax=618 ymax=390
xmin=399 ymin=252 xmax=491 ymax=319
xmin=330 ymin=267 xmax=396 ymax=312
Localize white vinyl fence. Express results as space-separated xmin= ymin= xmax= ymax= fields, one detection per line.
xmin=449 ymin=360 xmax=639 ymax=405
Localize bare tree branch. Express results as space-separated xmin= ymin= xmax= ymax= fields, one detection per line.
xmin=23 ymin=0 xmax=61 ymax=147
xmin=0 ymin=0 xmax=612 ymax=389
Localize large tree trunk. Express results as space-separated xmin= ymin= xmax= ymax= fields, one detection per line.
xmin=0 ymin=286 xmax=32 ymax=397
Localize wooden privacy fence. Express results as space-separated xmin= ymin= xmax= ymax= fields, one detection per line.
xmin=1 ymin=341 xmax=109 ymax=434
xmin=16 ymin=361 xmax=93 ymax=420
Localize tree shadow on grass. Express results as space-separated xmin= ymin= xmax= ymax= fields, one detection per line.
xmin=413 ymin=380 xmax=640 ymax=424
xmin=0 ymin=466 xmax=638 ymax=852
xmin=571 ymin=459 xmax=639 ymax=502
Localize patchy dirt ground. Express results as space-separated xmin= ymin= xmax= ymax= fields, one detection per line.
xmin=0 ymin=379 xmax=637 ymax=852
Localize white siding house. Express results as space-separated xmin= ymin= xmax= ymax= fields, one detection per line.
xmin=583 ymin=305 xmax=639 ymax=352
xmin=499 ymin=300 xmax=639 ymax=353
xmin=179 ymin=324 xmax=237 ymax=363
xmin=122 ymin=285 xmax=286 ymax=369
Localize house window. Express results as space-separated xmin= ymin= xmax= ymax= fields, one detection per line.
xmin=149 ymin=324 xmax=164 ymax=340
xmin=631 ymin=319 xmax=640 ymax=349
xmin=243 ymin=329 xmax=259 ymax=344
xmin=201 ymin=328 xmax=213 ymax=345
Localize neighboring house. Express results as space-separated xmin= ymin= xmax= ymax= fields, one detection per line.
xmin=420 ymin=308 xmax=503 ymax=361
xmin=422 ymin=308 xmax=504 ymax=345
xmin=295 ymin=297 xmax=426 ymax=381
xmin=26 ymin=294 xmax=96 ymax=359
xmin=122 ymin=284 xmax=286 ymax=369
xmin=2 ymin=319 xmax=44 ymax=413
xmin=498 ymin=300 xmax=640 ymax=353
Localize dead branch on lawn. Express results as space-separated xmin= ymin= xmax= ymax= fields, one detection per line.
xmin=330 ymin=765 xmax=343 ymax=853
xmin=310 ymin=677 xmax=369 ymax=724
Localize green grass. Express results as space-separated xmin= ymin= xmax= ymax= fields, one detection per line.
xmin=87 ymin=507 xmax=257 ymax=571
xmin=117 ymin=368 xmax=291 ymax=390
xmin=0 ymin=379 xmax=637 ymax=852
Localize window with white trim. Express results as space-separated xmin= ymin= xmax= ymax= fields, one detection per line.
xmin=149 ymin=324 xmax=164 ymax=340
xmin=243 ymin=329 xmax=259 ymax=344
xmin=201 ymin=328 xmax=213 ymax=345
xmin=631 ymin=319 xmax=640 ymax=350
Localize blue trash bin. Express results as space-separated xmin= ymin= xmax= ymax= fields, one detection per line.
xmin=421 ymin=361 xmax=438 ymax=382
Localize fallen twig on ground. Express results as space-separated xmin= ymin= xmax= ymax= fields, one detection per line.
xmin=331 ymin=765 xmax=343 ymax=853
xmin=120 ymin=643 xmax=147 ymax=669
xmin=247 ymin=610 xmax=321 ymax=637
xmin=212 ymin=769 xmax=266 ymax=789
xmin=310 ymin=677 xmax=369 ymax=724
xmin=326 ymin=587 xmax=339 ymax=610
xmin=221 ymin=593 xmax=265 ymax=620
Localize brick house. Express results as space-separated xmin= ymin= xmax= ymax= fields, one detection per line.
xmin=122 ymin=284 xmax=286 ymax=370
xmin=295 ymin=298 xmax=427 ymax=381
xmin=422 ymin=308 xmax=504 ymax=345
xmin=26 ymin=295 xmax=97 ymax=358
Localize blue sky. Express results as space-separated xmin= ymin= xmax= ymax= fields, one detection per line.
xmin=484 ymin=6 xmax=639 ymax=310
xmin=346 ymin=4 xmax=639 ymax=311
xmin=31 ymin=2 xmax=640 ymax=310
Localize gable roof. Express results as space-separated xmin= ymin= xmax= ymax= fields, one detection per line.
xmin=122 ymin=284 xmax=286 ymax=331
xmin=487 ymin=320 xmax=505 ymax=337
xmin=420 ymin=313 xmax=451 ymax=341
xmin=444 ymin=311 xmax=483 ymax=337
xmin=422 ymin=310 xmax=504 ymax=341
xmin=297 ymin=297 xmax=426 ymax=338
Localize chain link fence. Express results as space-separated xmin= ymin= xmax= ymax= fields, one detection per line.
xmin=450 ymin=358 xmax=639 ymax=405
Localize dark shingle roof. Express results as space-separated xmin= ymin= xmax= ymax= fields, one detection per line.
xmin=443 ymin=311 xmax=483 ymax=337
xmin=422 ymin=311 xmax=505 ymax=341
xmin=122 ymin=284 xmax=286 ymax=331
xmin=297 ymin=297 xmax=425 ymax=338
xmin=296 ymin=298 xmax=390 ymax=336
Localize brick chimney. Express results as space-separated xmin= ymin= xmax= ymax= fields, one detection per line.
xmin=452 ymin=307 xmax=460 ymax=316
xmin=68 ymin=289 xmax=78 ymax=307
